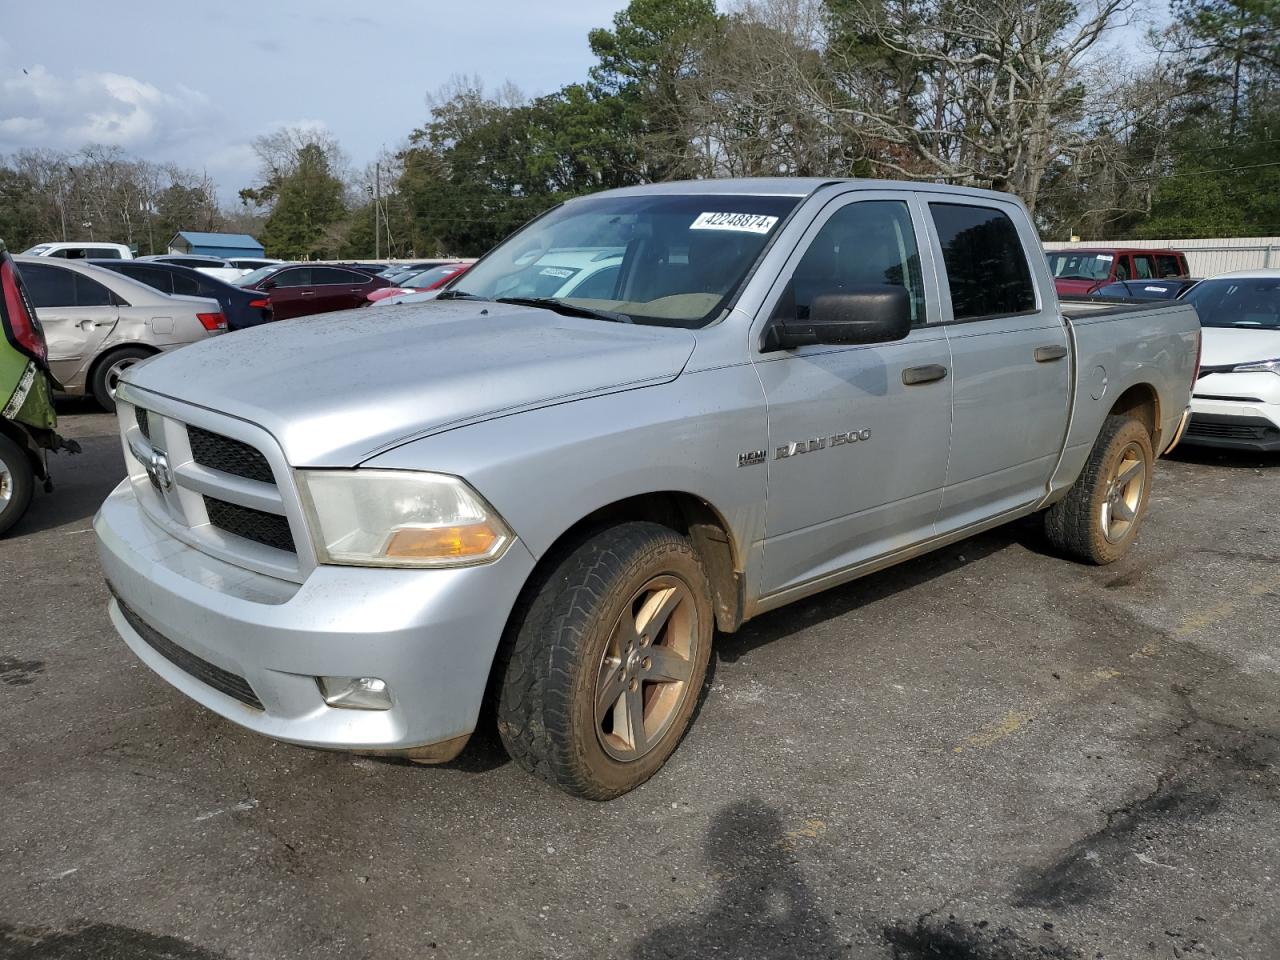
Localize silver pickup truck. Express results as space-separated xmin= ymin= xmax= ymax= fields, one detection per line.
xmin=95 ymin=179 xmax=1200 ymax=799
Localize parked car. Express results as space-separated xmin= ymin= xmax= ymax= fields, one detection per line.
xmin=138 ymin=254 xmax=246 ymax=283
xmin=1047 ymin=247 xmax=1190 ymax=297
xmin=236 ymin=263 xmax=391 ymax=320
xmin=1088 ymin=278 xmax=1200 ymax=301
xmin=92 ymin=259 xmax=274 ymax=331
xmin=365 ymin=262 xmax=471 ymax=304
xmin=96 ymin=178 xmax=1199 ymax=799
xmin=226 ymin=257 xmax=281 ymax=272
xmin=0 ymin=242 xmax=78 ymax=535
xmin=1180 ymin=269 xmax=1280 ymax=451
xmin=22 ymin=241 xmax=133 ymax=261
xmin=15 ymin=257 xmax=226 ymax=410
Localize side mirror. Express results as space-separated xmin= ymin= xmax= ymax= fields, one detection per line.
xmin=766 ymin=285 xmax=913 ymax=350
xmin=260 ymin=280 xmax=277 ymax=291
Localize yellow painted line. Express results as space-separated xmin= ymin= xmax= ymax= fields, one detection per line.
xmin=953 ymin=571 xmax=1280 ymax=754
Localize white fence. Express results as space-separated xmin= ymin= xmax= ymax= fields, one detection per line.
xmin=1042 ymin=237 xmax=1280 ymax=277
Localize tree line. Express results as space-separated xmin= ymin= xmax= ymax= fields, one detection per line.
xmin=2 ymin=0 xmax=1276 ymax=259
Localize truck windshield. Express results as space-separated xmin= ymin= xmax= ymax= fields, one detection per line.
xmin=442 ymin=193 xmax=800 ymax=328
xmin=1181 ymin=278 xmax=1280 ymax=329
xmin=1047 ymin=252 xmax=1113 ymax=281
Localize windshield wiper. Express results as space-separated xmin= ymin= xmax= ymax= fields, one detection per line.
xmin=435 ymin=289 xmax=488 ymax=301
xmin=494 ymin=296 xmax=632 ymax=324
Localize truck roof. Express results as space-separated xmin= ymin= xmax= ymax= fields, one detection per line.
xmin=586 ymin=177 xmax=1024 ymax=204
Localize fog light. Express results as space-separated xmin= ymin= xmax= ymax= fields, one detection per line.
xmin=317 ymin=676 xmax=393 ymax=710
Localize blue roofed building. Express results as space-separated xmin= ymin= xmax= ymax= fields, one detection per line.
xmin=166 ymin=231 xmax=265 ymax=258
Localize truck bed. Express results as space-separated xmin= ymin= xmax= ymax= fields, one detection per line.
xmin=1059 ymin=296 xmax=1190 ymax=319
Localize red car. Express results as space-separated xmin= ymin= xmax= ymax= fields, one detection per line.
xmin=236 ymin=263 xmax=391 ymax=320
xmin=1046 ymin=247 xmax=1190 ymax=297
xmin=365 ymin=262 xmax=472 ymax=304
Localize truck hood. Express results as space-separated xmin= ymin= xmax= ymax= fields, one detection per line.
xmin=1200 ymin=326 xmax=1280 ymax=367
xmin=124 ymin=301 xmax=697 ymax=465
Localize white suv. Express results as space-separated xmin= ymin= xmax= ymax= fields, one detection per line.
xmin=1183 ymin=269 xmax=1280 ymax=451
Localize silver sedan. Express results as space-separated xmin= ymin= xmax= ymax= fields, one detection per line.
xmin=15 ymin=256 xmax=226 ymax=410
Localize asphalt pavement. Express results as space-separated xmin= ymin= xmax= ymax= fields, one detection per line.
xmin=2 ymin=403 xmax=1277 ymax=960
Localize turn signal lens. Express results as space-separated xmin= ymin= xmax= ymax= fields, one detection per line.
xmin=384 ymin=523 xmax=500 ymax=560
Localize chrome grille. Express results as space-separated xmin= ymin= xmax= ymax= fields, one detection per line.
xmin=115 ymin=388 xmax=314 ymax=583
xmin=189 ymin=425 xmax=274 ymax=484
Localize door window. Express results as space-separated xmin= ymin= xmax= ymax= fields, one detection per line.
xmin=20 ymin=263 xmax=76 ymax=307
xmin=1155 ymin=254 xmax=1182 ymax=278
xmin=124 ymin=266 xmax=175 ymax=294
xmin=170 ymin=271 xmax=203 ymax=296
xmin=271 ymin=268 xmax=312 ymax=287
xmin=311 ymin=267 xmax=368 ymax=285
xmin=1114 ymin=256 xmax=1130 ymax=280
xmin=73 ymin=274 xmax=116 ymax=306
xmin=780 ymin=199 xmax=926 ymax=327
xmin=89 ymin=248 xmax=122 ymax=259
xmin=929 ymin=203 xmax=1035 ymax=320
xmin=1132 ymin=255 xmax=1156 ymax=279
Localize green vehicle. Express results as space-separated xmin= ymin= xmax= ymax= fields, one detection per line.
xmin=1 ymin=240 xmax=77 ymax=536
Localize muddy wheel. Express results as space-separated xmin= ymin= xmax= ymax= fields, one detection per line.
xmin=91 ymin=346 xmax=152 ymax=412
xmin=1045 ymin=414 xmax=1154 ymax=565
xmin=0 ymin=432 xmax=34 ymax=537
xmin=497 ymin=522 xmax=713 ymax=800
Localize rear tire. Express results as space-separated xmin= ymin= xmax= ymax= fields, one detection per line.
xmin=1045 ymin=414 xmax=1153 ymax=565
xmin=0 ymin=432 xmax=35 ymax=537
xmin=497 ymin=522 xmax=713 ymax=800
xmin=91 ymin=346 xmax=153 ymax=412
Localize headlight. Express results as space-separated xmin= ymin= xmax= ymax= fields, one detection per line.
xmin=297 ymin=470 xmax=513 ymax=568
xmin=1232 ymin=358 xmax=1280 ymax=374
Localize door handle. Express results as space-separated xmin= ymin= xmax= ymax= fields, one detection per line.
xmin=902 ymin=364 xmax=948 ymax=385
xmin=1035 ymin=344 xmax=1069 ymax=362
xmin=299 ymin=290 xmax=315 ymax=296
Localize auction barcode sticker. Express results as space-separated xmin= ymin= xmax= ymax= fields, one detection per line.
xmin=689 ymin=212 xmax=779 ymax=234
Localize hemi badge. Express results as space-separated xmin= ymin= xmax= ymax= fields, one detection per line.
xmin=737 ymin=449 xmax=766 ymax=467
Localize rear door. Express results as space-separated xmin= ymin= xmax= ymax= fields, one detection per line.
xmin=310 ymin=267 xmax=375 ymax=313
xmin=20 ymin=263 xmax=119 ymax=388
xmin=924 ymin=197 xmax=1071 ymax=531
xmin=263 ymin=267 xmax=312 ymax=319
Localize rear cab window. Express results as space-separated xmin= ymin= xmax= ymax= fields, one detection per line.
xmin=928 ymin=203 xmax=1036 ymax=320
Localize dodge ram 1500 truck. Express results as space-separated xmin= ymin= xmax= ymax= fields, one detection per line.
xmin=95 ymin=179 xmax=1200 ymax=799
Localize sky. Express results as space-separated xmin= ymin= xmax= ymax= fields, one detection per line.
xmin=0 ymin=0 xmax=632 ymax=201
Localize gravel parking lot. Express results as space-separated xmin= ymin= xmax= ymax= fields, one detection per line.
xmin=2 ymin=406 xmax=1277 ymax=960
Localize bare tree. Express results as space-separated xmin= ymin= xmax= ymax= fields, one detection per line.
xmin=821 ymin=0 xmax=1141 ymax=211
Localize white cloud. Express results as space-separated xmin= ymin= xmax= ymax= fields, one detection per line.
xmin=0 ymin=64 xmax=215 ymax=154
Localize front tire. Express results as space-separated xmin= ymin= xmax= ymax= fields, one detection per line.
xmin=0 ymin=432 xmax=35 ymax=537
xmin=497 ymin=522 xmax=713 ymax=799
xmin=1045 ymin=414 xmax=1154 ymax=565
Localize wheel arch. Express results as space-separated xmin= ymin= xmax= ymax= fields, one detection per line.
xmin=1108 ymin=381 xmax=1161 ymax=448
xmin=0 ymin=417 xmax=44 ymax=481
xmin=518 ymin=490 xmax=746 ymax=636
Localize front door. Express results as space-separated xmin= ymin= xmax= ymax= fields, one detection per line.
xmin=922 ymin=197 xmax=1071 ymax=532
xmin=263 ymin=267 xmax=314 ymax=320
xmin=20 ymin=262 xmax=119 ymax=388
xmin=753 ymin=193 xmax=953 ymax=598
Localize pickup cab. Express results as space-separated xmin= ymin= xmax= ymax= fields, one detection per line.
xmin=95 ymin=179 xmax=1201 ymax=799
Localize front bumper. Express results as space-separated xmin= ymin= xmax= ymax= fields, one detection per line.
xmin=1187 ymin=376 xmax=1280 ymax=451
xmin=95 ymin=479 xmax=536 ymax=756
